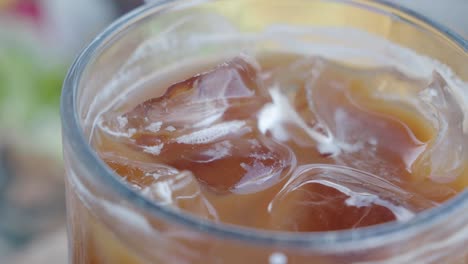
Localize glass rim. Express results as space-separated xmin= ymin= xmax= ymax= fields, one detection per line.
xmin=61 ymin=0 xmax=468 ymax=250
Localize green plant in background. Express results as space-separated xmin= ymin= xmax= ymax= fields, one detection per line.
xmin=0 ymin=39 xmax=66 ymax=256
xmin=0 ymin=40 xmax=66 ymax=159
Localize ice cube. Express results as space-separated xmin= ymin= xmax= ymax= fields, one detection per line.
xmin=412 ymin=72 xmax=468 ymax=184
xmin=258 ymin=56 xmax=430 ymax=170
xmin=101 ymin=152 xmax=184 ymax=188
xmin=299 ymin=59 xmax=427 ymax=152
xmin=260 ymin=56 xmax=330 ymax=144
xmin=104 ymin=56 xmax=294 ymax=193
xmin=141 ymin=170 xmax=219 ymax=220
xmin=282 ymin=59 xmax=439 ymax=181
xmin=257 ymin=56 xmax=347 ymax=156
xmin=268 ymin=165 xmax=435 ymax=231
xmin=124 ymin=55 xmax=267 ymax=130
xmin=144 ymin=129 xmax=294 ymax=194
xmin=101 ymin=152 xmax=218 ymax=220
xmin=258 ymin=88 xmax=340 ymax=156
xmin=99 ymin=56 xmax=269 ymax=140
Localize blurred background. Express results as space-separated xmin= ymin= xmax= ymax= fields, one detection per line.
xmin=0 ymin=1 xmax=142 ymax=263
xmin=0 ymin=0 xmax=466 ymax=263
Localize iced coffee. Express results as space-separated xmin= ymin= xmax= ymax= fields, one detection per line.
xmin=93 ymin=52 xmax=467 ymax=232
xmin=62 ymin=1 xmax=468 ymax=264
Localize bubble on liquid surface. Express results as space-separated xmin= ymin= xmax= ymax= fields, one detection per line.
xmin=269 ymin=252 xmax=288 ymax=264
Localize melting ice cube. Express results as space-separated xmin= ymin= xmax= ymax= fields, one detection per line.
xmin=268 ymin=164 xmax=435 ymax=231
xmin=105 ymin=56 xmax=294 ymax=194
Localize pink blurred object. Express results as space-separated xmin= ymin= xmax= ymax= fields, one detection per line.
xmin=0 ymin=0 xmax=117 ymax=59
xmin=11 ymin=0 xmax=41 ymax=23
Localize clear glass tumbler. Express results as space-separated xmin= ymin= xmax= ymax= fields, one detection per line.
xmin=61 ymin=0 xmax=468 ymax=263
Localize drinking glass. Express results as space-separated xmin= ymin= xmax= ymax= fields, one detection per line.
xmin=61 ymin=0 xmax=468 ymax=263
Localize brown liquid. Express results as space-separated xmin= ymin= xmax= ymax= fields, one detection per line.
xmin=93 ymin=52 xmax=467 ymax=233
